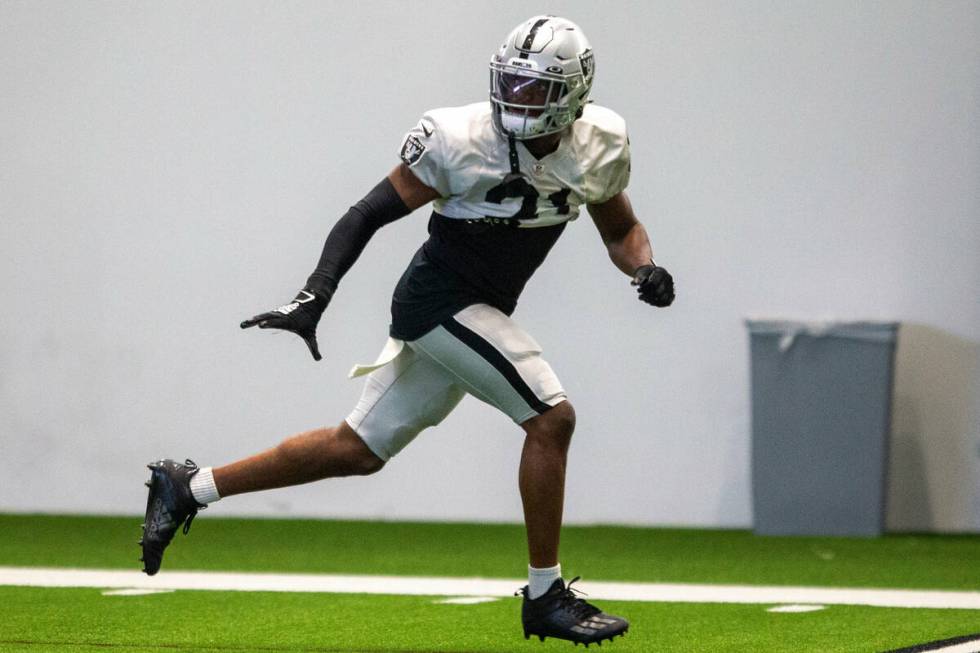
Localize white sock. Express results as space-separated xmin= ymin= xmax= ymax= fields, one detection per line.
xmin=189 ymin=466 xmax=221 ymax=505
xmin=528 ymin=563 xmax=562 ymax=599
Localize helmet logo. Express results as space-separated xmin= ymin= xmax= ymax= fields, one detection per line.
xmin=579 ymin=49 xmax=595 ymax=85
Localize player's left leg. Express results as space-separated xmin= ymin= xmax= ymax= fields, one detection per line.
xmin=518 ymin=400 xmax=575 ymax=569
xmin=517 ymin=403 xmax=628 ymax=645
xmin=408 ymin=304 xmax=629 ymax=645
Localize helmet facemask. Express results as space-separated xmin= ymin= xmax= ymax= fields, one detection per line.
xmin=490 ymin=63 xmax=585 ymax=139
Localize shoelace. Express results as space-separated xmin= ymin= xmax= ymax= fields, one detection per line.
xmin=514 ymin=576 xmax=603 ymax=620
xmin=181 ymin=459 xmax=201 ymax=535
xmin=560 ymin=577 xmax=602 ymax=619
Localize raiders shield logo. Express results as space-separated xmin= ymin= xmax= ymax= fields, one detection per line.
xmin=579 ymin=49 xmax=595 ymax=86
xmin=400 ymin=135 xmax=426 ymax=166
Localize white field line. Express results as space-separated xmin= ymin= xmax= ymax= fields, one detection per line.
xmin=2 ymin=566 xmax=980 ymax=610
xmin=926 ymin=642 xmax=980 ymax=653
xmin=766 ymin=604 xmax=826 ymax=613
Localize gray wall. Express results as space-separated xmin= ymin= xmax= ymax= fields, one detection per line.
xmin=2 ymin=1 xmax=978 ymax=529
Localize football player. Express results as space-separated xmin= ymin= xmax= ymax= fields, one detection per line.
xmin=141 ymin=15 xmax=674 ymax=647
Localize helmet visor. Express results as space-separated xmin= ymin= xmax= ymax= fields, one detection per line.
xmin=495 ymin=72 xmax=566 ymax=116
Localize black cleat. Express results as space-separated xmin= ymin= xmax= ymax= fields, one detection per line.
xmin=140 ymin=458 xmax=206 ymax=576
xmin=519 ymin=577 xmax=629 ymax=646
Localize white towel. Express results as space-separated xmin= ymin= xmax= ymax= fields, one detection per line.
xmin=348 ymin=338 xmax=406 ymax=378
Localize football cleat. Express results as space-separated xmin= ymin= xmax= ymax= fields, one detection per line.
xmin=518 ymin=577 xmax=628 ymax=646
xmin=140 ymin=458 xmax=206 ymax=576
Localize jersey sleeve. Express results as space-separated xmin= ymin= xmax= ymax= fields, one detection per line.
xmin=397 ymin=113 xmax=452 ymax=197
xmin=589 ymin=128 xmax=631 ymax=204
xmin=579 ymin=106 xmax=632 ymax=204
xmin=594 ymin=135 xmax=630 ymax=204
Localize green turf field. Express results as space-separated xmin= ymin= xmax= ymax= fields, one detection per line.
xmin=1 ymin=514 xmax=979 ymax=652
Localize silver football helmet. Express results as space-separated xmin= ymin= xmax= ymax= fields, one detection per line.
xmin=489 ymin=15 xmax=595 ymax=140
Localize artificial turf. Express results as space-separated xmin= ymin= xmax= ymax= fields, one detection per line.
xmin=1 ymin=514 xmax=980 ymax=652
xmin=1 ymin=514 xmax=979 ymax=589
xmin=2 ymin=586 xmax=980 ymax=653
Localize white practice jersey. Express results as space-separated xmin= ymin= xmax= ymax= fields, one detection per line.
xmin=389 ymin=101 xmax=631 ymax=340
xmin=398 ymin=102 xmax=630 ymax=227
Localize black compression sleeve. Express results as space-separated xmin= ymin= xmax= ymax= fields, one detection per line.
xmin=305 ymin=177 xmax=411 ymax=299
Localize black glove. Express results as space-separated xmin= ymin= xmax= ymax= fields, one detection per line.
xmin=631 ymin=264 xmax=675 ymax=307
xmin=240 ymin=289 xmax=329 ymax=360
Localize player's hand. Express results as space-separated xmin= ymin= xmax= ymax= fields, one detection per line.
xmin=240 ymin=289 xmax=329 ymax=361
xmin=631 ymin=264 xmax=675 ymax=307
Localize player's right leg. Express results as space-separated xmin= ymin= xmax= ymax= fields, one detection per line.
xmin=141 ymin=342 xmax=463 ymax=576
xmin=140 ymin=422 xmax=381 ymax=575
xmin=212 ymin=421 xmax=384 ymax=497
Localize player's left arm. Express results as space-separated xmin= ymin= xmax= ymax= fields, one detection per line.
xmin=587 ymin=191 xmax=675 ymax=307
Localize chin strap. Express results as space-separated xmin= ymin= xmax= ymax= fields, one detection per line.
xmin=507 ymin=133 xmax=522 ymax=177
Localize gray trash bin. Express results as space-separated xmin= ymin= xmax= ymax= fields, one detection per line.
xmin=746 ymin=320 xmax=899 ymax=536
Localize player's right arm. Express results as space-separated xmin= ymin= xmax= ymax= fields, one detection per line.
xmin=240 ymin=165 xmax=440 ymax=361
xmin=388 ymin=162 xmax=441 ymax=210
